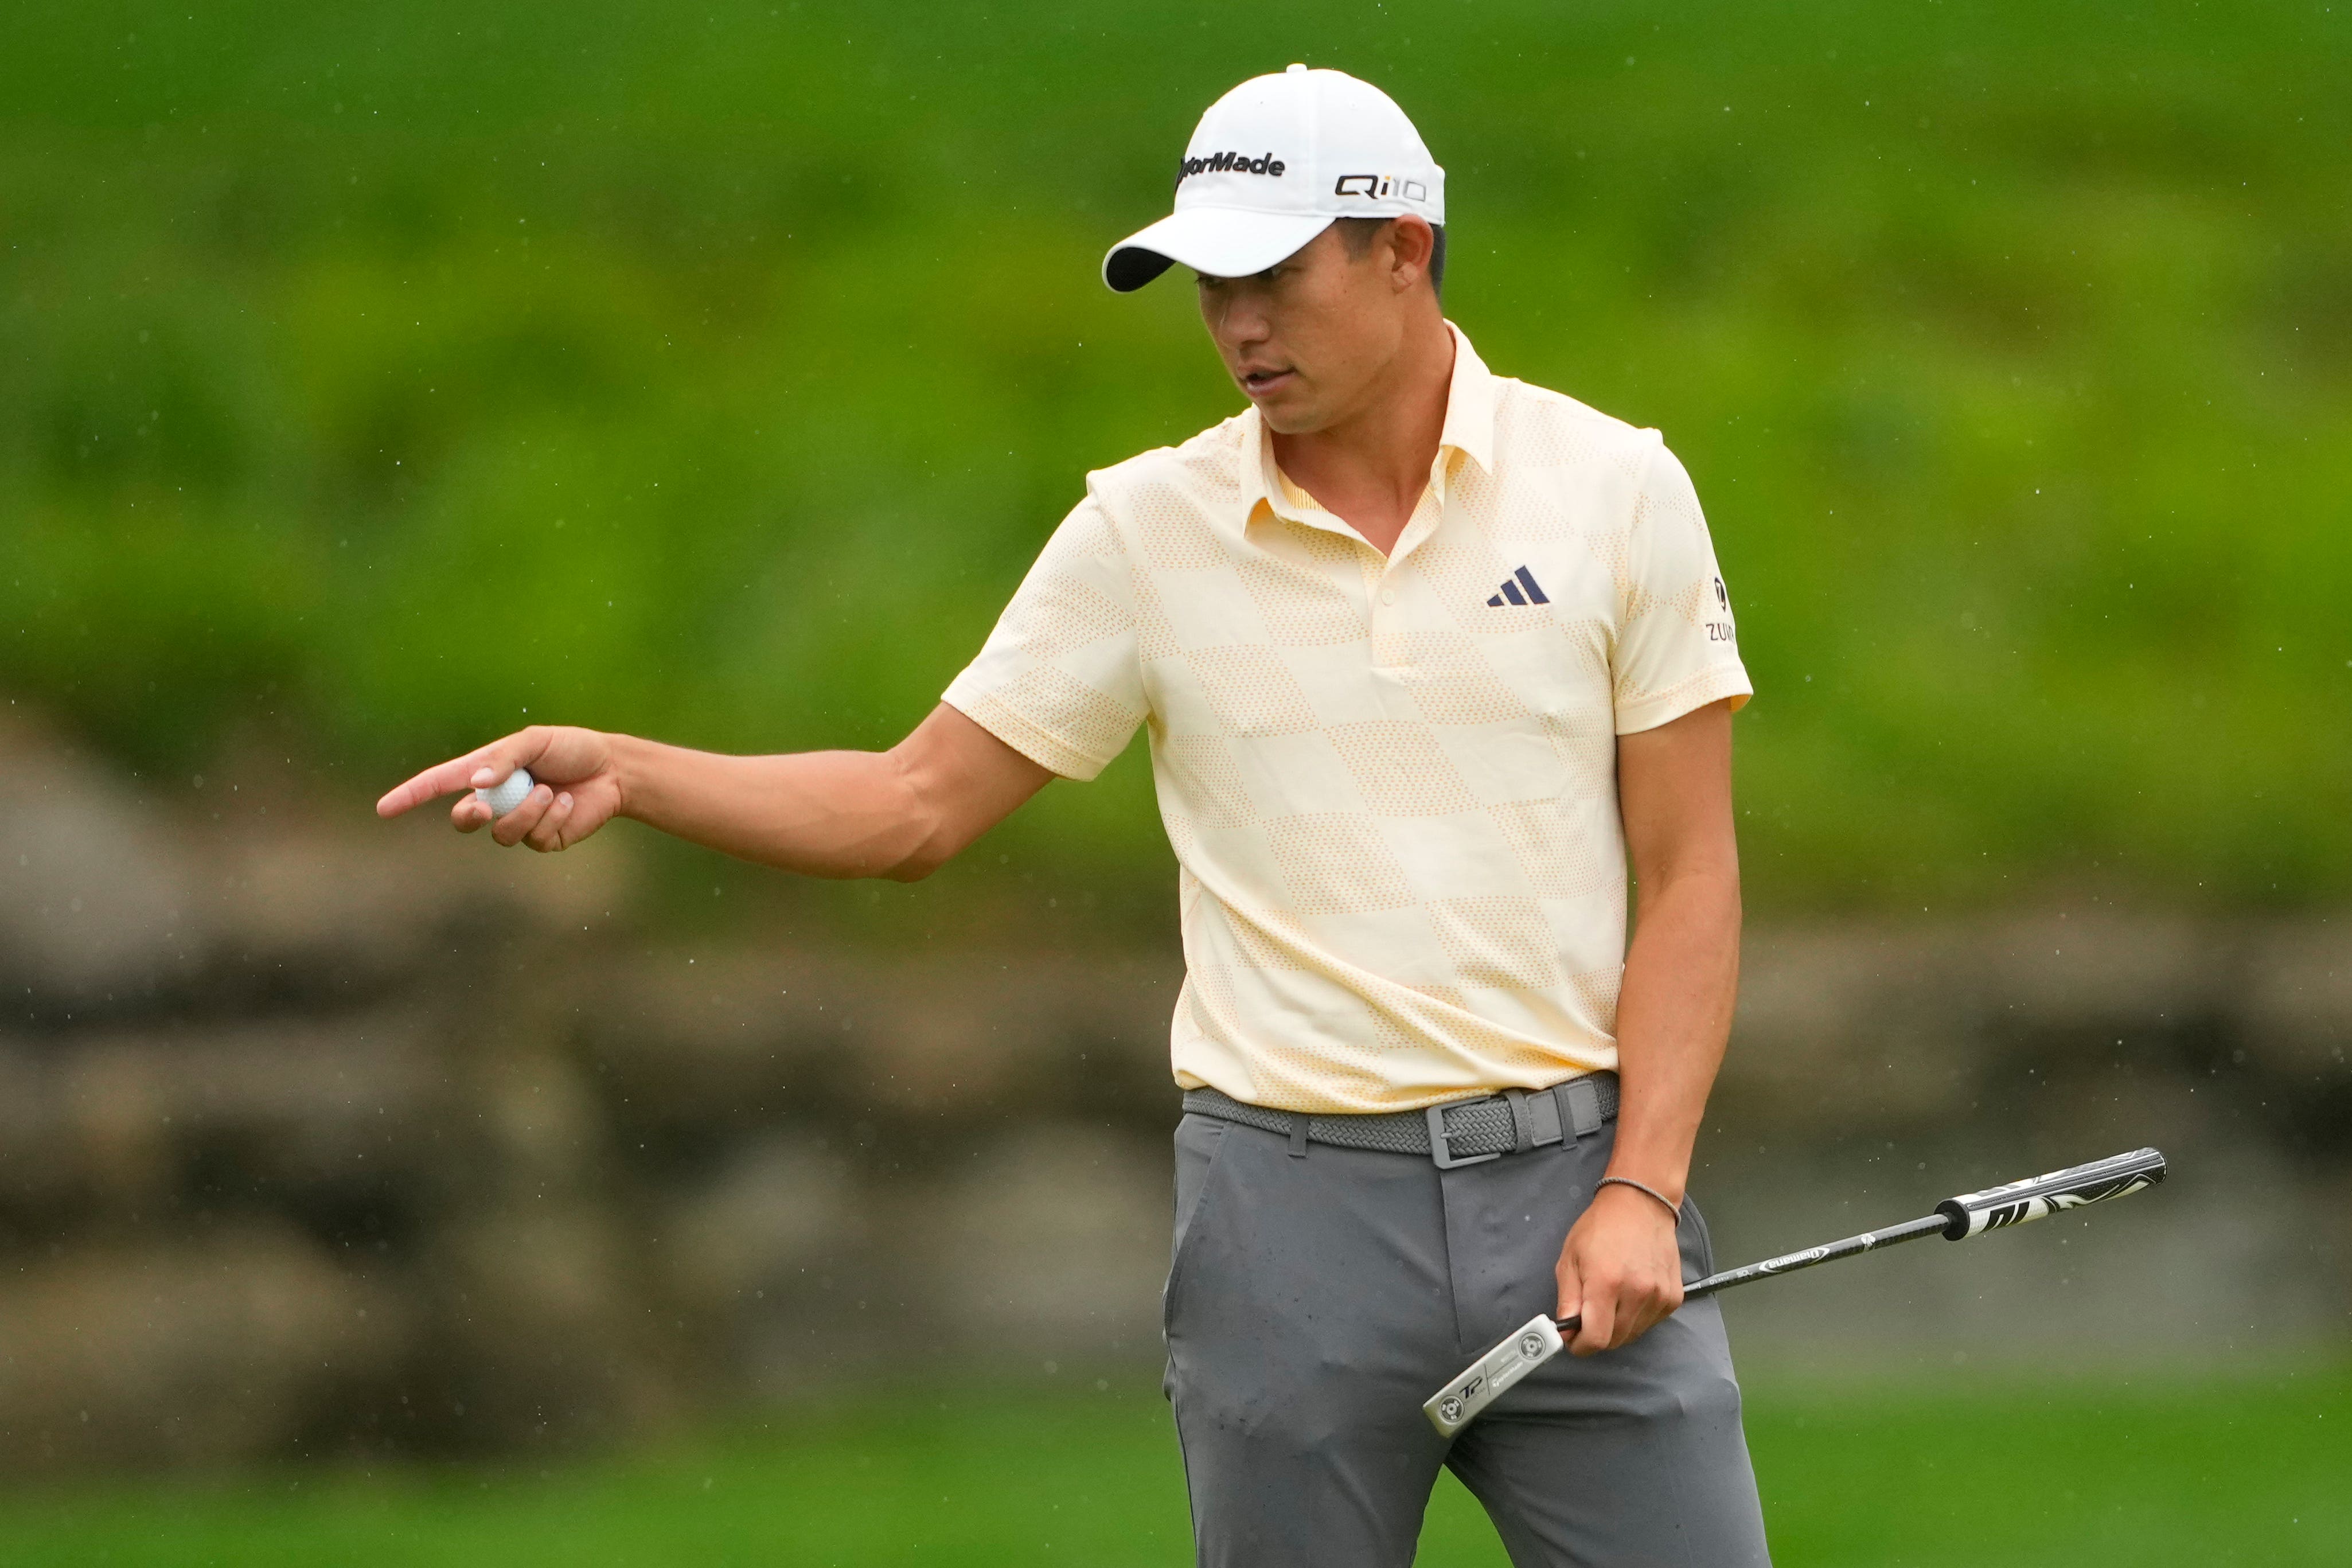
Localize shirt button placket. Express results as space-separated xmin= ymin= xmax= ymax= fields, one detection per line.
xmin=1371 ymin=564 xmax=1418 ymax=696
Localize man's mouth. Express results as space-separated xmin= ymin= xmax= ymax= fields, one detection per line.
xmin=1239 ymin=366 xmax=1296 ymax=397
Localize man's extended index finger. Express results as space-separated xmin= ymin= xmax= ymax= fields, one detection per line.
xmin=376 ymin=750 xmax=501 ymax=818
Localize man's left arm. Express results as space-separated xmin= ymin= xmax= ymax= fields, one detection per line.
xmin=1555 ymin=696 xmax=1741 ymax=1355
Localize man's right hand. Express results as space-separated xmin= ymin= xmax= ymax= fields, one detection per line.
xmin=373 ymin=705 xmax=1055 ymax=878
xmin=375 ymin=724 xmax=623 ymax=853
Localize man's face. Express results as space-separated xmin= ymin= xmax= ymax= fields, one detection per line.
xmin=1196 ymin=220 xmax=1427 ymax=434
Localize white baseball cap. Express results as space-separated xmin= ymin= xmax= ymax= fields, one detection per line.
xmin=1103 ymin=64 xmax=1446 ymax=292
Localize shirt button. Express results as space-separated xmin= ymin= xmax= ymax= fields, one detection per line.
xmin=1380 ymin=588 xmax=1397 ymax=606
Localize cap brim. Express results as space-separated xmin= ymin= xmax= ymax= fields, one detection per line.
xmin=1102 ymin=208 xmax=1335 ymax=293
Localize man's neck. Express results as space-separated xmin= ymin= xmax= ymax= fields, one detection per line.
xmin=1270 ymin=314 xmax=1456 ymax=557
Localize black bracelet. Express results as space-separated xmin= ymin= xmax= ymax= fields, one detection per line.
xmin=1596 ymin=1175 xmax=1682 ymax=1219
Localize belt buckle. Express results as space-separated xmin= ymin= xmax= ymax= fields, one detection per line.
xmin=1426 ymin=1104 xmax=1500 ymax=1169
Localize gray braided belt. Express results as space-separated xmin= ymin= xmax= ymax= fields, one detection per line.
xmin=1182 ymin=1071 xmax=1618 ymax=1169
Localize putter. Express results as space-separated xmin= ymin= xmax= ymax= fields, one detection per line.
xmin=1423 ymin=1146 xmax=2167 ymax=1437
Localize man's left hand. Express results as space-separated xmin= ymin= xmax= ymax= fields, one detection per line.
xmin=1554 ymin=1181 xmax=1685 ymax=1356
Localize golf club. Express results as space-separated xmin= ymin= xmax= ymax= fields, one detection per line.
xmin=1423 ymin=1146 xmax=2168 ymax=1437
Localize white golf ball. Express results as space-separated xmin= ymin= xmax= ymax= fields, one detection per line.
xmin=475 ymin=766 xmax=536 ymax=817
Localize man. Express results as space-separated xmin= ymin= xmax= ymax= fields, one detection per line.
xmin=379 ymin=64 xmax=1766 ymax=1567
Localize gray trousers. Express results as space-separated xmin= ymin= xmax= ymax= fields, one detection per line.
xmin=1163 ymin=1110 xmax=1772 ymax=1567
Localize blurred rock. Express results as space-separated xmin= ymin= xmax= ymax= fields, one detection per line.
xmin=206 ymin=808 xmax=635 ymax=1003
xmin=920 ymin=1126 xmax=1168 ymax=1359
xmin=2241 ymin=919 xmax=2352 ymax=1078
xmin=0 ymin=707 xmax=205 ymax=1008
xmin=1721 ymin=914 xmax=2349 ymax=1142
xmin=467 ymin=1042 xmax=607 ymax=1196
xmin=0 ymin=1013 xmax=456 ymax=1222
xmin=1977 ymin=910 xmax=2236 ymax=1035
xmin=1727 ymin=926 xmax=1984 ymax=1127
xmin=0 ymin=1226 xmax=407 ymax=1471
xmin=418 ymin=1205 xmax=679 ymax=1452
xmin=660 ymin=1135 xmax=856 ymax=1315
xmin=0 ymin=704 xmax=636 ymax=1021
xmin=575 ymin=944 xmax=1183 ymax=1142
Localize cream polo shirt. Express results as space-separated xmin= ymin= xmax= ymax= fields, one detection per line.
xmin=942 ymin=325 xmax=1751 ymax=1113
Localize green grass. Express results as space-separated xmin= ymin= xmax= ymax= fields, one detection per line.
xmin=3 ymin=1 xmax=2351 ymax=925
xmin=2 ymin=1368 xmax=2344 ymax=1566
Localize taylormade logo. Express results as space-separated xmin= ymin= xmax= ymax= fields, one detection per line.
xmin=1177 ymin=150 xmax=1288 ymax=185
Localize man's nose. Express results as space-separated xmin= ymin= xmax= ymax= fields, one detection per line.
xmin=1211 ymin=290 xmax=1270 ymax=350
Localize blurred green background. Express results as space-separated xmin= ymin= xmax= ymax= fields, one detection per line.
xmin=6 ymin=0 xmax=2349 ymax=930
xmin=3 ymin=1 xmax=2349 ymax=1561
xmin=7 ymin=1368 xmax=2347 ymax=1565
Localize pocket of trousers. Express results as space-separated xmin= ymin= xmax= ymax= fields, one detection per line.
xmin=1163 ymin=1113 xmax=1232 ymax=1335
xmin=1678 ymin=1192 xmax=1718 ymax=1282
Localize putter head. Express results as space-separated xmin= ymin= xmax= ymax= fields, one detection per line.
xmin=1422 ymin=1312 xmax=1565 ymax=1438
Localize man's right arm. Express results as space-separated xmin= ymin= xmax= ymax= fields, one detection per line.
xmin=373 ymin=702 xmax=1055 ymax=881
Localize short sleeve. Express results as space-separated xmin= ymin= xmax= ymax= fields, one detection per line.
xmin=941 ymin=489 xmax=1148 ymax=780
xmin=1609 ymin=440 xmax=1753 ymax=735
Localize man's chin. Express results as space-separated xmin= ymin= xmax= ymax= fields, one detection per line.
xmin=1253 ymin=396 xmax=1328 ymax=435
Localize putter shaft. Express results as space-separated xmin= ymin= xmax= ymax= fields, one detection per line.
xmin=1543 ymin=1212 xmax=1945 ymax=1339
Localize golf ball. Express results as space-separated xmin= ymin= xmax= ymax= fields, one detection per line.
xmin=475 ymin=766 xmax=536 ymax=817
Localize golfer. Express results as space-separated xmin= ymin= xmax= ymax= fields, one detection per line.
xmin=379 ymin=64 xmax=1767 ymax=1567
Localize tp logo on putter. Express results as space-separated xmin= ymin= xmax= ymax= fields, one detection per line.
xmin=1425 ymin=1314 xmax=1564 ymax=1437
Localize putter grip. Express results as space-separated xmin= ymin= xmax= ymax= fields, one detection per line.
xmin=1937 ymin=1146 xmax=2166 ymax=1239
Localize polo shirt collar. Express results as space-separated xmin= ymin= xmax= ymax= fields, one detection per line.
xmin=1435 ymin=319 xmax=1497 ymax=475
xmin=1245 ymin=319 xmax=1497 ymax=529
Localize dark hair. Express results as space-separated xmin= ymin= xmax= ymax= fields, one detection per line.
xmin=1335 ymin=217 xmax=1446 ymax=297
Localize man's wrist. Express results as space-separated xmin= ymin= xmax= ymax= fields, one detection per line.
xmin=1600 ymin=1128 xmax=1691 ymax=1208
xmin=1600 ymin=1153 xmax=1688 ymax=1208
xmin=607 ymin=731 xmax=647 ymax=822
xmin=1596 ymin=1175 xmax=1682 ymax=1220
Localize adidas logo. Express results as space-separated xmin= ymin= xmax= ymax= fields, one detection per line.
xmin=1487 ymin=567 xmax=1550 ymax=607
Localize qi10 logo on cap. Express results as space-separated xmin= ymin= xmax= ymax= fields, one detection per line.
xmin=1334 ymin=174 xmax=1430 ymax=202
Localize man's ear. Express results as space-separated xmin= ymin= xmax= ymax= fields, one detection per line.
xmin=1386 ymin=216 xmax=1437 ymax=292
